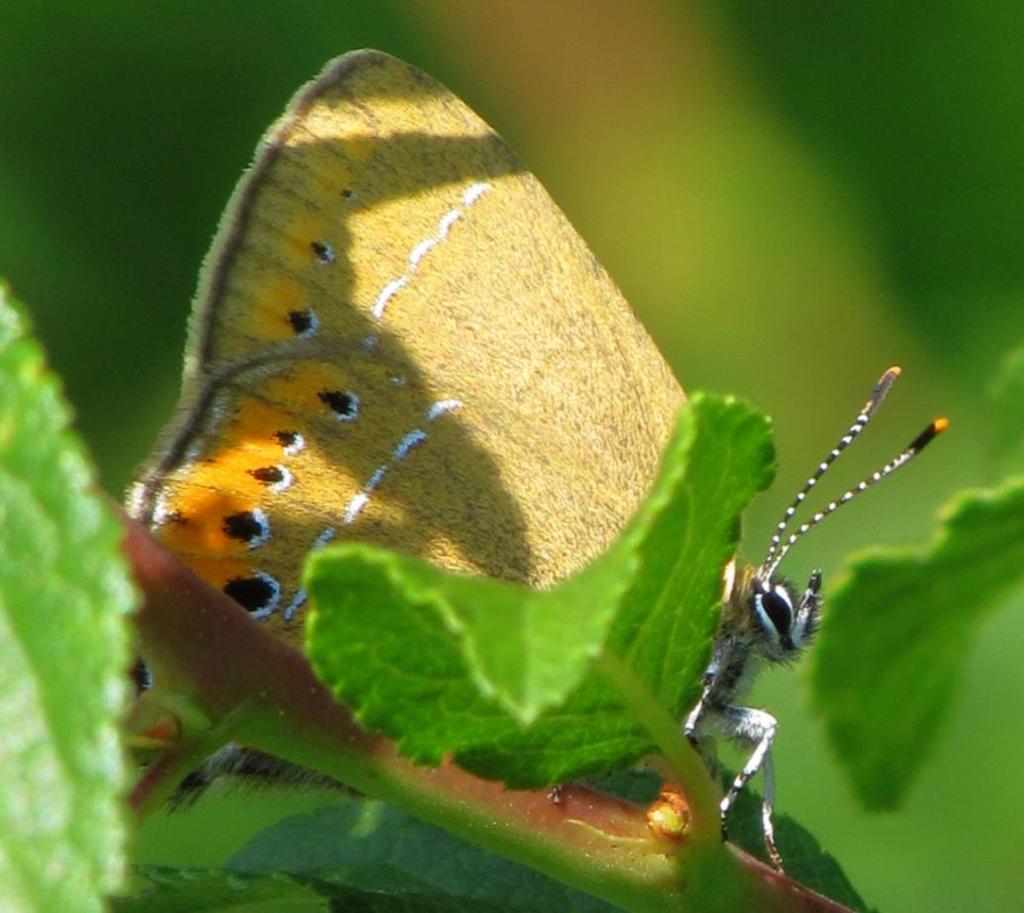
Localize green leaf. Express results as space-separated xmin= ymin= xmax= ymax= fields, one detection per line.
xmin=306 ymin=393 xmax=773 ymax=786
xmin=227 ymin=797 xmax=619 ymax=913
xmin=0 ymin=285 xmax=134 ymax=911
xmin=726 ymin=784 xmax=871 ymax=913
xmin=811 ymin=476 xmax=1024 ymax=809
xmin=115 ymin=869 xmax=329 ymax=913
xmin=120 ymin=862 xmax=578 ymax=913
xmin=305 ymin=544 xmax=627 ymax=730
xmin=988 ymin=341 xmax=1024 ymax=474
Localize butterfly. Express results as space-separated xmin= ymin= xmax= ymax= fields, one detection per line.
xmin=127 ymin=50 xmax=945 ymax=868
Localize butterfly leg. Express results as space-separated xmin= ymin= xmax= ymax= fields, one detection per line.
xmin=684 ymin=669 xmax=724 ymax=777
xmin=683 ymin=682 xmax=711 ymax=749
xmin=719 ymin=705 xmax=783 ymax=869
xmin=804 ymin=569 xmax=822 ymax=603
xmin=795 ymin=570 xmax=823 ymax=638
xmin=684 ymin=654 xmax=719 ymax=745
xmin=760 ymin=746 xmax=783 ymax=870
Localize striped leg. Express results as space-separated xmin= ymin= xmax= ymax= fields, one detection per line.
xmin=684 ymin=679 xmax=723 ymax=774
xmin=719 ymin=706 xmax=782 ymax=869
xmin=683 ymin=683 xmax=711 ymax=748
xmin=760 ymin=748 xmax=782 ymax=869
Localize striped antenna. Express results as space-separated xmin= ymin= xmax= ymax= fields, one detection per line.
xmin=758 ymin=369 xmax=948 ymax=582
xmin=760 ymin=366 xmax=902 ymax=572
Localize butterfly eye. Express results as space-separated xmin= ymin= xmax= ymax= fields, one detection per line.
xmin=754 ymin=587 xmax=794 ymax=642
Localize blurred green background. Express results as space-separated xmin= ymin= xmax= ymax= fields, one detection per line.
xmin=2 ymin=2 xmax=1022 ymax=910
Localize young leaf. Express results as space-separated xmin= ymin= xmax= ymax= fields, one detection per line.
xmin=227 ymin=798 xmax=620 ymax=913
xmin=305 ymin=393 xmax=773 ymax=786
xmin=810 ymin=477 xmax=1024 ymax=808
xmin=0 ymin=285 xmax=134 ymax=912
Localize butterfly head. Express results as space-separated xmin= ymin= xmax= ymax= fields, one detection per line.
xmin=747 ymin=572 xmax=819 ymax=660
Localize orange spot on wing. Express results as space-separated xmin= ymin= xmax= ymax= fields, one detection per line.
xmin=280 ymin=212 xmax=330 ymax=267
xmin=264 ymin=365 xmax=352 ymax=413
xmin=187 ymin=556 xmax=254 ymax=593
xmin=232 ymin=400 xmax=298 ymax=441
xmin=247 ymin=277 xmax=305 ymax=341
xmin=158 ymin=487 xmax=252 ymax=555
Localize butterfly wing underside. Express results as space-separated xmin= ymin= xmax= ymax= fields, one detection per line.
xmin=129 ymin=50 xmax=683 ymax=644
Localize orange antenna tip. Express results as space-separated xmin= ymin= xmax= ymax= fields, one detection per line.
xmin=907 ymin=416 xmax=948 ymax=454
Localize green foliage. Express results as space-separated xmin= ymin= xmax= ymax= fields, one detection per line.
xmin=727 ymin=786 xmax=871 ymax=913
xmin=5 ymin=6 xmax=1023 ymax=909
xmin=0 ymin=286 xmax=134 ymax=912
xmin=116 ymin=869 xmax=329 ymax=913
xmin=121 ymin=866 xmax=589 ymax=913
xmin=812 ymin=344 xmax=1024 ymax=809
xmin=124 ymin=796 xmax=624 ymax=912
xmin=305 ymin=393 xmax=774 ymax=786
xmin=229 ymin=798 xmax=619 ymax=912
